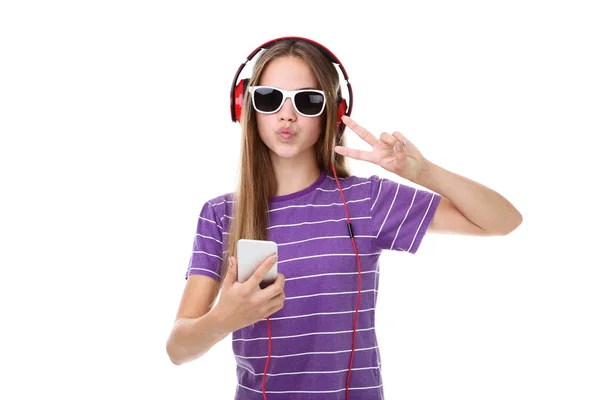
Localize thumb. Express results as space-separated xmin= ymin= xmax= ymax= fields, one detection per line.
xmin=224 ymin=256 xmax=237 ymax=286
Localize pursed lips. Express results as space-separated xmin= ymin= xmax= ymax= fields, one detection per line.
xmin=277 ymin=127 xmax=294 ymax=136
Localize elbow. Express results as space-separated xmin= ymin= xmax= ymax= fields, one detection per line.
xmin=166 ymin=340 xmax=181 ymax=366
xmin=166 ymin=331 xmax=186 ymax=366
xmin=499 ymin=210 xmax=523 ymax=236
xmin=507 ymin=210 xmax=523 ymax=234
xmin=483 ymin=211 xmax=523 ymax=236
xmin=166 ymin=326 xmax=203 ymax=366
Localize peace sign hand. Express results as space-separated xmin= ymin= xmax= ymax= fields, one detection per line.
xmin=334 ymin=116 xmax=426 ymax=182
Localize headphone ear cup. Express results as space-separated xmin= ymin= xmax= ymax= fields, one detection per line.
xmin=336 ymin=97 xmax=348 ymax=141
xmin=233 ymin=79 xmax=249 ymax=122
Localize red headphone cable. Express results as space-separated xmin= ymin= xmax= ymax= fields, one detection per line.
xmin=262 ymin=316 xmax=272 ymax=400
xmin=331 ymin=161 xmax=363 ymax=400
xmin=262 ymin=161 xmax=362 ymax=400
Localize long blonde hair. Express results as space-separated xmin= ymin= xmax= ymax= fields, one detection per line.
xmin=219 ymin=39 xmax=352 ymax=289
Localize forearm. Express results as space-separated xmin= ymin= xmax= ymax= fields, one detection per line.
xmin=412 ymin=159 xmax=522 ymax=234
xmin=166 ymin=308 xmax=231 ymax=365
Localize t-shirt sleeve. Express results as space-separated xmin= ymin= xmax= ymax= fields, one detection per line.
xmin=185 ymin=201 xmax=225 ymax=281
xmin=369 ymin=176 xmax=441 ymax=253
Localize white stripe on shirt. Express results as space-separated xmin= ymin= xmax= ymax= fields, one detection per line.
xmin=376 ymin=182 xmax=400 ymax=238
xmin=390 ymin=187 xmax=417 ymax=250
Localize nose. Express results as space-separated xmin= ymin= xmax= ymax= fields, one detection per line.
xmin=278 ymin=97 xmax=297 ymax=122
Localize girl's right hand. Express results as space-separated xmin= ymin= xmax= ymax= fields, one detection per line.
xmin=212 ymin=255 xmax=286 ymax=333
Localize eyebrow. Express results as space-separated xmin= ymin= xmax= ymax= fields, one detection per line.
xmin=263 ymin=85 xmax=318 ymax=90
xmin=258 ymin=85 xmax=320 ymax=91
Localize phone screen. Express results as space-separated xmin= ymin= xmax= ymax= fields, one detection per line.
xmin=237 ymin=239 xmax=278 ymax=287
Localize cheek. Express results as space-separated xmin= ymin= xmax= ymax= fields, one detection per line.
xmin=256 ymin=114 xmax=275 ymax=140
xmin=303 ymin=116 xmax=323 ymax=141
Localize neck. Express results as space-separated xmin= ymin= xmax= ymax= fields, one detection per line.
xmin=271 ymin=152 xmax=321 ymax=197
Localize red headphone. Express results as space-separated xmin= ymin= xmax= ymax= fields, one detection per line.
xmin=229 ymin=36 xmax=354 ymax=142
xmin=230 ymin=37 xmax=362 ymax=400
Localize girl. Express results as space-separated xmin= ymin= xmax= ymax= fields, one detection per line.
xmin=166 ymin=37 xmax=522 ymax=400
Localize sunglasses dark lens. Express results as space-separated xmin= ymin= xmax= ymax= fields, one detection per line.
xmin=253 ymin=87 xmax=283 ymax=112
xmin=294 ymin=91 xmax=325 ymax=115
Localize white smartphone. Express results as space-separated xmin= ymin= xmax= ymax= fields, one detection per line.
xmin=237 ymin=239 xmax=278 ymax=289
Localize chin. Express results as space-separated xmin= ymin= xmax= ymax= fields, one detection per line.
xmin=271 ymin=147 xmax=301 ymax=159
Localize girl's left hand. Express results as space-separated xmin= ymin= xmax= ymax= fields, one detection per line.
xmin=334 ymin=115 xmax=426 ymax=182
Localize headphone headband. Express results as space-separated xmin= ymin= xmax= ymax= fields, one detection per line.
xmin=229 ymin=36 xmax=353 ymax=139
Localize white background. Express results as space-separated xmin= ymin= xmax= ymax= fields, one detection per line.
xmin=1 ymin=0 xmax=599 ymax=399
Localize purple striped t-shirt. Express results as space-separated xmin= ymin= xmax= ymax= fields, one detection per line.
xmin=186 ymin=170 xmax=441 ymax=399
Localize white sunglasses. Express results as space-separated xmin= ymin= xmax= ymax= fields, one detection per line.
xmin=248 ymin=86 xmax=327 ymax=117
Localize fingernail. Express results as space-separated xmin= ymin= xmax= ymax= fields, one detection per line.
xmin=271 ymin=255 xmax=278 ymax=263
